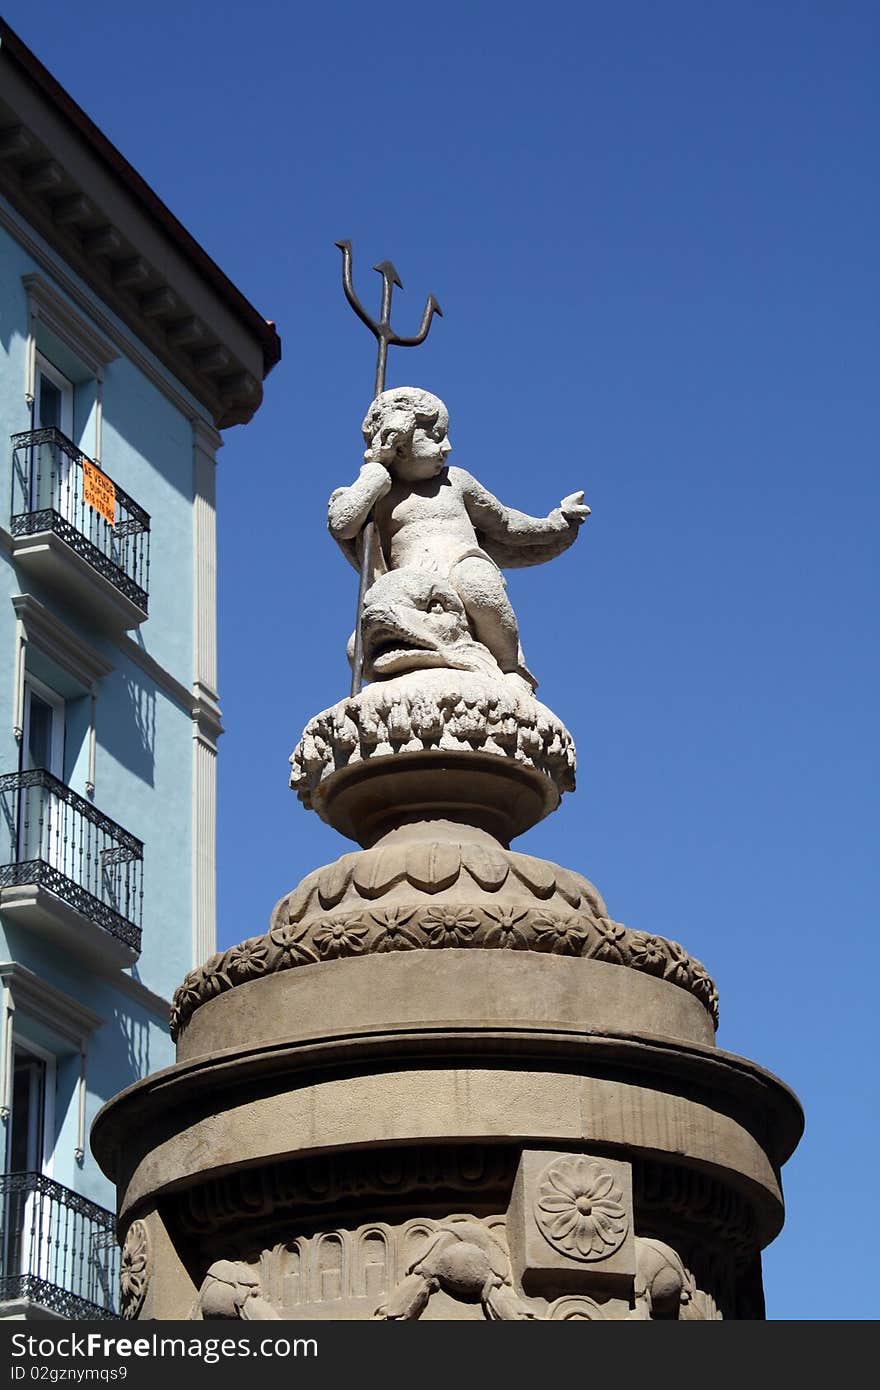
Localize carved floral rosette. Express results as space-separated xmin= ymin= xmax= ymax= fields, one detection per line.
xmin=120 ymin=1219 xmax=150 ymax=1319
xmin=535 ymin=1157 xmax=629 ymax=1262
xmin=289 ymin=671 xmax=577 ymax=808
xmin=170 ymin=841 xmax=718 ymax=1038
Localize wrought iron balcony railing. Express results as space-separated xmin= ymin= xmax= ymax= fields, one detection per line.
xmin=10 ymin=428 xmax=150 ymax=612
xmin=0 ymin=769 xmax=143 ymax=954
xmin=0 ymin=1171 xmax=119 ymax=1319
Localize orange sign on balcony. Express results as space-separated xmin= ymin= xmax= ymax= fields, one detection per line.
xmin=82 ymin=459 xmax=116 ymax=526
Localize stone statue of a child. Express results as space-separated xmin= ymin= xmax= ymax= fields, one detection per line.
xmin=328 ymin=387 xmax=590 ymax=684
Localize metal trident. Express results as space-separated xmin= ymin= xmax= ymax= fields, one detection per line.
xmin=335 ymin=240 xmax=443 ymax=693
xmin=335 ymin=239 xmax=442 ymax=399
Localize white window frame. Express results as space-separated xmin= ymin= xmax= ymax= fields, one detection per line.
xmin=22 ymin=673 xmax=65 ymax=780
xmin=19 ymin=675 xmax=67 ymax=876
xmin=32 ymin=351 xmax=77 ymax=523
xmin=23 ymin=273 xmax=118 ymax=467
xmin=34 ymin=351 xmax=74 ymax=441
xmin=7 ymin=1038 xmax=56 ymax=1179
xmin=12 ymin=595 xmax=113 ymax=797
xmin=0 ymin=963 xmax=103 ymax=1167
xmin=4 ymin=1040 xmax=58 ymax=1288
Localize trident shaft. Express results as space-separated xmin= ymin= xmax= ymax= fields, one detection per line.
xmin=335 ymin=239 xmax=443 ymax=693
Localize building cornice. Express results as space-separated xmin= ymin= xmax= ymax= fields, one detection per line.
xmin=192 ymin=684 xmax=224 ymax=746
xmin=0 ymin=961 xmax=105 ymax=1042
xmin=0 ymin=18 xmax=281 ymax=428
xmin=23 ymin=271 xmax=118 ymax=375
xmin=0 ymin=203 xmax=217 ymax=427
xmin=12 ymin=593 xmax=114 ymax=688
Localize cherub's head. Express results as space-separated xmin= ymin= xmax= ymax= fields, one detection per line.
xmin=361 ymin=387 xmax=451 ymax=481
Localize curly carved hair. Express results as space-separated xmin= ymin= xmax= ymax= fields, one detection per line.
xmin=361 ymin=386 xmax=448 ymax=446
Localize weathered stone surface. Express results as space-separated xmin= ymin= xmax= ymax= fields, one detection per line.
xmin=94 ymin=921 xmax=801 ymax=1291
xmin=357 ymin=569 xmax=512 ymax=683
xmin=328 ymin=386 xmax=589 ymax=684
xmin=120 ymin=1210 xmax=196 ymax=1323
xmin=290 ymin=670 xmax=576 ymax=829
xmin=175 ymin=949 xmax=716 ymax=1065
xmin=375 ymin=1218 xmax=534 ymax=1320
xmin=121 ymin=1203 xmax=725 ymax=1322
xmin=508 ymin=1151 xmax=636 ymax=1297
xmin=169 ymin=830 xmax=718 ymax=1040
xmin=190 ymin=1261 xmax=280 ymax=1321
xmin=119 ymin=1220 xmax=150 ymax=1320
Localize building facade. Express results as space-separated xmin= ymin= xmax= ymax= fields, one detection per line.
xmin=0 ymin=20 xmax=280 ymax=1318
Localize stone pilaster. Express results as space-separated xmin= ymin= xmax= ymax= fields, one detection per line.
xmin=190 ymin=417 xmax=223 ymax=966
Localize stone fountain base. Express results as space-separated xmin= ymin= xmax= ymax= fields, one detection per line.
xmin=92 ymin=801 xmax=801 ymax=1321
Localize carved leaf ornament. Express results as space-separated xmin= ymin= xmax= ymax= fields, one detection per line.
xmin=169 ymin=841 xmax=719 ymax=1038
xmin=290 ymin=681 xmax=577 ymax=804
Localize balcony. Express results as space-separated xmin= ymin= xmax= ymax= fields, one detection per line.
xmin=10 ymin=428 xmax=150 ymax=632
xmin=0 ymin=770 xmax=142 ymax=970
xmin=0 ymin=1172 xmax=119 ymax=1320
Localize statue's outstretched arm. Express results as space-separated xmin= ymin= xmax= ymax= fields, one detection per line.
xmin=460 ymin=470 xmax=586 ymax=542
xmin=327 ymin=461 xmax=392 ymax=541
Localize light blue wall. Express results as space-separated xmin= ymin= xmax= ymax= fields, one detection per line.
xmin=0 ymin=923 xmax=174 ymax=1210
xmin=95 ymin=654 xmax=194 ymax=997
xmin=100 ymin=357 xmax=195 ymax=680
xmin=0 ymin=201 xmax=210 ymax=1214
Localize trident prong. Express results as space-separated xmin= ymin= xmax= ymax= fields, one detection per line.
xmin=391 ymin=293 xmax=443 ymax=348
xmin=336 ymin=239 xmax=442 ymax=398
xmin=335 ymin=239 xmax=444 ymax=696
xmin=335 ymin=239 xmax=376 ymax=337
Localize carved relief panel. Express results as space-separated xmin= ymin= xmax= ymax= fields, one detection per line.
xmin=508 ymin=1150 xmax=636 ymax=1297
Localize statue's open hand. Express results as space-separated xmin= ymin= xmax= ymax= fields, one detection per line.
xmin=365 ymin=431 xmax=405 ymax=468
xmin=559 ymin=490 xmax=591 ymax=524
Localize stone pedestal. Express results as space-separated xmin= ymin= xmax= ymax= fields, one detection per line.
xmin=93 ymin=710 xmax=801 ymax=1321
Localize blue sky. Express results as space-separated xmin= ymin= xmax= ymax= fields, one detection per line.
xmin=6 ymin=0 xmax=877 ymax=1319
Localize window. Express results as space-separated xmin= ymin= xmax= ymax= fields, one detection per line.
xmin=31 ymin=353 xmax=76 ymax=524
xmin=23 ymin=273 xmax=117 ymax=465
xmin=34 ymin=353 xmax=73 ymax=438
xmin=0 ymin=963 xmax=103 ymax=1168
xmin=3 ymin=597 xmax=143 ymax=961
xmin=12 ymin=594 xmax=112 ymax=797
xmin=19 ymin=675 xmax=67 ymax=878
xmin=22 ymin=675 xmax=65 ymax=781
xmin=0 ymin=967 xmax=105 ymax=1308
xmin=7 ymin=1045 xmax=52 ymax=1175
xmin=13 ymin=278 xmax=151 ymax=626
xmin=2 ymin=1042 xmax=55 ymax=1291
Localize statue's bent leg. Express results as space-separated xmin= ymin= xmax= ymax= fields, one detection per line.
xmin=454 ymin=557 xmax=520 ymax=674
